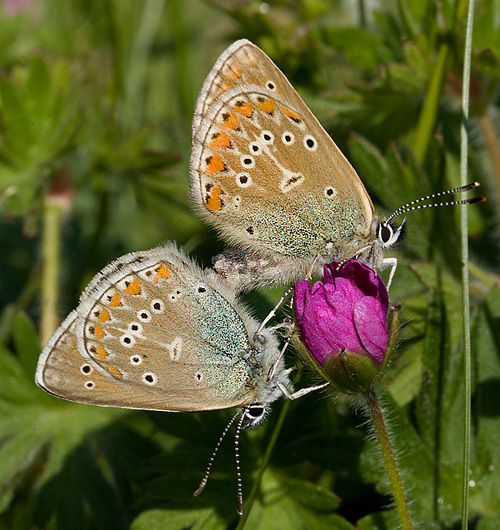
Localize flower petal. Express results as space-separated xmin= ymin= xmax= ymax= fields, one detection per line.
xmin=353 ymin=297 xmax=389 ymax=363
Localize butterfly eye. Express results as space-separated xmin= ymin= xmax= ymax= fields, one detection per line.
xmin=379 ymin=223 xmax=393 ymax=244
xmin=378 ymin=220 xmax=406 ymax=248
xmin=243 ymin=404 xmax=267 ymax=429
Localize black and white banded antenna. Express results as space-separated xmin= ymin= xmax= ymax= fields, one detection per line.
xmin=385 ymin=182 xmax=485 ymax=224
xmin=193 ymin=407 xmax=249 ymax=516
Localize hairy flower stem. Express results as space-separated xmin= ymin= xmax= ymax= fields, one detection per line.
xmin=365 ymin=389 xmax=414 ymax=530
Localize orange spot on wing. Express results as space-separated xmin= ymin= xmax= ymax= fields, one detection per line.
xmin=154 ymin=263 xmax=170 ymax=283
xmin=282 ymin=107 xmax=302 ymax=123
xmin=108 ymin=365 xmax=122 ymax=378
xmin=234 ymin=102 xmax=253 ymax=118
xmin=94 ymin=324 xmax=105 ymax=340
xmin=256 ymin=99 xmax=275 ymax=114
xmin=206 ymin=185 xmax=223 ymax=211
xmin=98 ymin=308 xmax=110 ymax=323
xmin=124 ymin=277 xmax=141 ymax=295
xmin=210 ymin=131 xmax=231 ymax=149
xmin=205 ymin=153 xmax=226 ymax=174
xmin=109 ymin=292 xmax=122 ymax=307
xmin=222 ymin=112 xmax=239 ymax=130
xmin=95 ymin=345 xmax=108 ymax=360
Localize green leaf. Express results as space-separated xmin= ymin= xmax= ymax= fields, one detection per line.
xmin=316 ymin=27 xmax=383 ymax=70
xmin=12 ymin=311 xmax=40 ymax=378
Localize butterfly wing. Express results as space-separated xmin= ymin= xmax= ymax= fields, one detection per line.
xmin=36 ymin=245 xmax=266 ymax=412
xmin=190 ymin=40 xmax=375 ymax=263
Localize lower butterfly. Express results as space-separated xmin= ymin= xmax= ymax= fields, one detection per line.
xmin=35 ymin=243 xmax=325 ymax=514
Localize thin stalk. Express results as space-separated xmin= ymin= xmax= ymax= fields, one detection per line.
xmin=236 ymin=399 xmax=291 ymax=529
xmin=40 ymin=198 xmax=63 ymax=346
xmin=365 ymin=389 xmax=414 ymax=530
xmin=460 ymin=1 xmax=476 ymax=528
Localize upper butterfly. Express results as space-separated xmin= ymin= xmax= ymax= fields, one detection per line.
xmin=189 ymin=39 xmax=403 ymax=291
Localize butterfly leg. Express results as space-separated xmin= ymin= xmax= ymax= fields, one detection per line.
xmin=266 ymin=333 xmax=294 ymax=381
xmin=381 ymin=257 xmax=398 ymax=290
xmin=277 ymin=380 xmax=329 ymax=400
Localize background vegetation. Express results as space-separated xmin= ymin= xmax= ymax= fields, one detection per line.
xmin=1 ymin=0 xmax=499 ymax=528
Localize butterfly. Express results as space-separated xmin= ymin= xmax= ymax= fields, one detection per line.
xmin=189 ymin=39 xmax=404 ymax=291
xmin=189 ymin=39 xmax=483 ymax=291
xmin=36 ymin=244 xmax=293 ymax=419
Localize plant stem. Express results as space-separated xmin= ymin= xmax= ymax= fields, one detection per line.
xmin=236 ymin=399 xmax=291 ymax=529
xmin=365 ymin=389 xmax=414 ymax=530
xmin=460 ymin=1 xmax=476 ymax=527
xmin=40 ymin=197 xmax=63 ymax=346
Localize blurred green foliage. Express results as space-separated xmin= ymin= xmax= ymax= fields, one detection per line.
xmin=1 ymin=0 xmax=499 ymax=529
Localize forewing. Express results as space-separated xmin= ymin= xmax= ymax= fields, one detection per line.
xmin=36 ymin=246 xmax=256 ymax=412
xmin=190 ymin=40 xmax=374 ymax=259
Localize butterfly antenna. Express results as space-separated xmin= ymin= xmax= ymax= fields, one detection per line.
xmin=385 ymin=182 xmax=485 ymax=224
xmin=194 ymin=410 xmax=240 ymax=498
xmin=234 ymin=409 xmax=248 ymax=516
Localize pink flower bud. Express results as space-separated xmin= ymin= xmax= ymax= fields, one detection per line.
xmin=294 ymin=260 xmax=389 ymax=369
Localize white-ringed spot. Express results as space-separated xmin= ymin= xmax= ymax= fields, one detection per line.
xmin=261 ymin=130 xmax=274 ymax=144
xmin=194 ymin=370 xmax=204 ymax=382
xmin=324 ymin=186 xmax=337 ymax=198
xmin=130 ymin=354 xmax=143 ymax=366
xmin=232 ymin=196 xmax=241 ymax=209
xmin=249 ymin=142 xmax=262 ymax=155
xmin=120 ymin=334 xmax=136 ymax=347
xmin=240 ymin=154 xmax=255 ymax=168
xmin=304 ymin=135 xmax=318 ymax=151
xmin=236 ymin=173 xmax=252 ymax=188
xmin=142 ymin=372 xmax=158 ymax=386
xmin=266 ymin=80 xmax=276 ymax=91
xmin=84 ymin=381 xmax=95 ymax=389
xmin=282 ymin=131 xmax=294 ymax=145
xmin=137 ymin=309 xmax=152 ymax=322
xmin=128 ymin=322 xmax=143 ymax=334
xmin=80 ymin=364 xmax=93 ymax=375
xmin=196 ymin=285 xmax=207 ymax=294
xmin=150 ymin=299 xmax=165 ymax=313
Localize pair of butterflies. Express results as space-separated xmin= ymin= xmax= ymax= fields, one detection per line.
xmin=37 ymin=39 xmax=402 ymax=414
xmin=36 ymin=39 xmax=479 ymax=513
